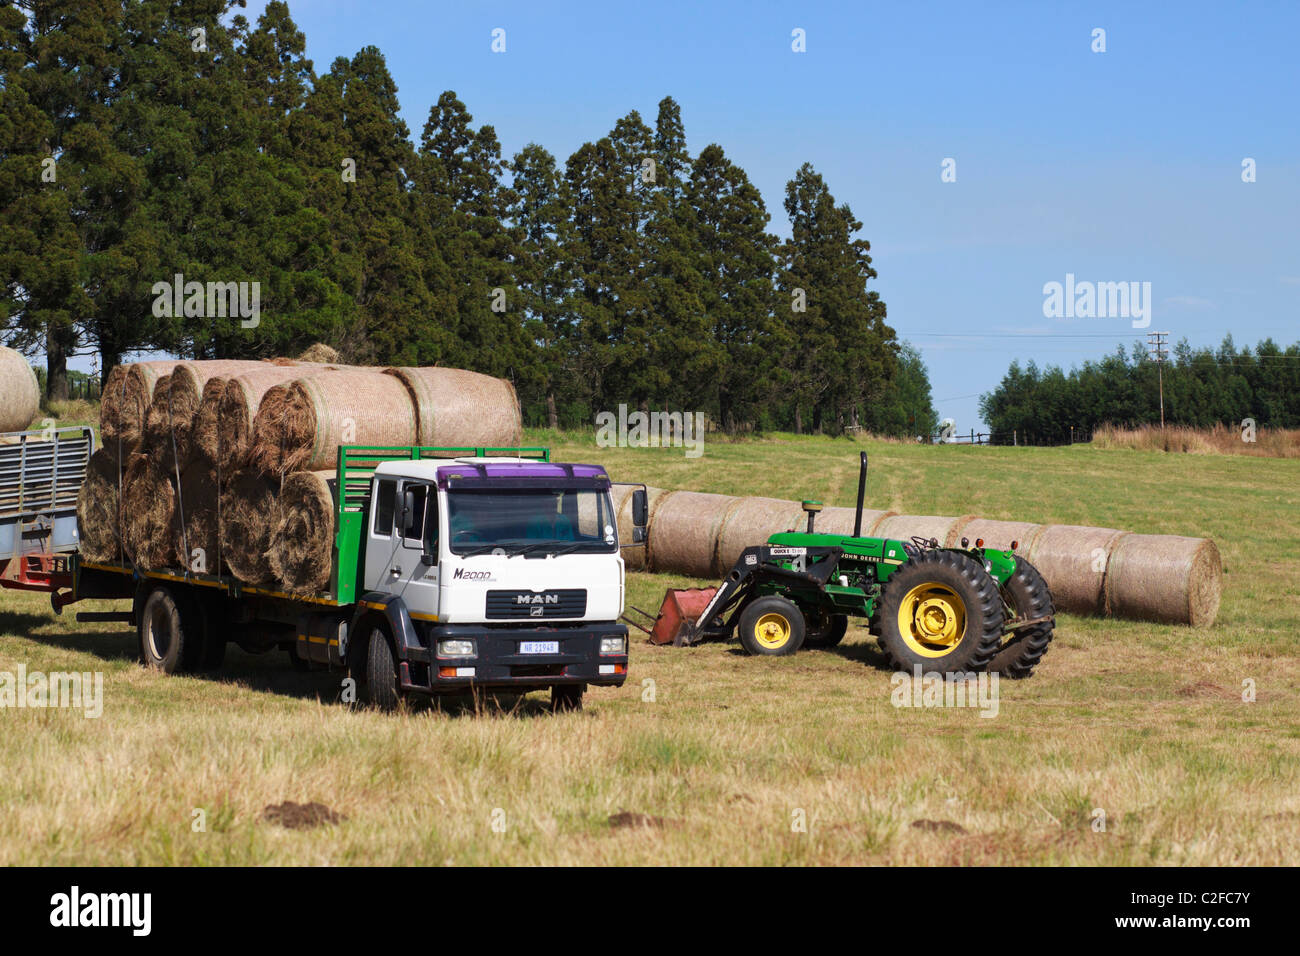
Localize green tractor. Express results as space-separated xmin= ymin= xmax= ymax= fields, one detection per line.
xmin=671 ymin=453 xmax=1055 ymax=676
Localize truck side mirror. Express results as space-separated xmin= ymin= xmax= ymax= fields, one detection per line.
xmin=632 ymin=488 xmax=648 ymax=528
xmin=402 ymin=489 xmax=416 ymax=534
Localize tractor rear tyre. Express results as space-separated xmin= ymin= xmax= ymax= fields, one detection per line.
xmin=803 ymin=608 xmax=849 ymax=649
xmin=737 ymin=596 xmax=806 ymax=656
xmin=989 ymin=556 xmax=1055 ymax=678
xmin=871 ymin=550 xmax=1002 ymax=673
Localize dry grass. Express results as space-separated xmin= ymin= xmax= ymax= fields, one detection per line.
xmin=1 ymin=423 xmax=1297 ymax=865
xmin=1091 ymin=423 xmax=1300 ymax=457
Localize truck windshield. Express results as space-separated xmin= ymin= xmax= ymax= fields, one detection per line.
xmin=445 ymin=488 xmax=617 ymax=556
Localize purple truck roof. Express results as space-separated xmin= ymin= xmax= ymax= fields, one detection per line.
xmin=436 ymin=462 xmax=609 ymax=482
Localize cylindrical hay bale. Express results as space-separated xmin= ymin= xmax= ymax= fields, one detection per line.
xmin=219 ymin=469 xmax=280 ymax=584
xmin=951 ymin=517 xmax=1047 ymax=553
xmin=174 ymin=464 xmax=221 ymax=575
xmin=384 ymin=367 xmax=522 ymax=449
xmin=0 ymin=346 xmax=40 ymax=433
xmin=121 ymin=455 xmax=177 ymax=570
xmin=268 ymin=470 xmax=338 ymax=595
xmin=190 ymin=376 xmax=230 ymax=467
xmin=814 ymin=506 xmax=896 ymax=537
xmin=713 ymin=496 xmax=808 ymax=574
xmin=1105 ymin=534 xmax=1222 ymax=626
xmin=646 ymin=491 xmax=738 ymax=577
xmin=100 ymin=361 xmax=181 ymax=446
xmin=873 ymin=514 xmax=971 ymax=547
xmin=77 ymin=449 xmax=125 ymax=563
xmin=610 ymin=484 xmax=667 ymax=571
xmin=297 ymin=343 xmax=339 ymax=364
xmin=1027 ymin=525 xmax=1128 ymax=616
xmin=251 ymin=370 xmax=417 ymax=476
xmin=161 ymin=361 xmax=269 ymax=467
xmin=217 ymin=366 xmax=335 ymax=470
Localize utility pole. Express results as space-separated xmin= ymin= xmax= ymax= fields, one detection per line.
xmin=1147 ymin=330 xmax=1170 ymax=429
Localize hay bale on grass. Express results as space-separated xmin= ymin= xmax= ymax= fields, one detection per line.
xmin=814 ymin=506 xmax=896 ymax=537
xmin=1027 ymin=525 xmax=1129 ymax=616
xmin=77 ymin=449 xmax=125 ymax=563
xmin=251 ymin=370 xmax=417 ymax=476
xmin=0 ymin=346 xmax=40 ymax=433
xmin=121 ymin=455 xmax=176 ymax=570
xmin=714 ymin=496 xmax=808 ymax=574
xmin=646 ymin=491 xmax=738 ymax=577
xmin=100 ymin=360 xmax=181 ymax=446
xmin=1105 ymin=533 xmax=1222 ymax=626
xmin=218 ymin=469 xmax=280 ymax=584
xmin=948 ymin=517 xmax=1047 ymax=553
xmin=610 ymin=483 xmax=666 ymax=571
xmin=384 ymin=366 xmax=522 ymax=449
xmin=873 ymin=514 xmax=974 ymax=547
xmin=268 ymin=471 xmax=337 ymax=594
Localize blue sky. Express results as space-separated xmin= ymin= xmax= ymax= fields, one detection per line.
xmin=223 ymin=1 xmax=1299 ymax=427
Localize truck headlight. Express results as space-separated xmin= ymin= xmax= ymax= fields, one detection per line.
xmin=600 ymin=636 xmax=626 ymax=656
xmin=438 ymin=639 xmax=475 ymax=658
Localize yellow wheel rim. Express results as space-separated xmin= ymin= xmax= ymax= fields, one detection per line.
xmin=753 ymin=612 xmax=792 ymax=650
xmin=897 ymin=583 xmax=967 ymax=658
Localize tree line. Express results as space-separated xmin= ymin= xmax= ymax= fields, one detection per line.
xmin=1 ymin=0 xmax=935 ymax=436
xmin=979 ymin=336 xmax=1300 ymax=444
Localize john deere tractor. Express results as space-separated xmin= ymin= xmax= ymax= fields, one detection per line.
xmin=671 ymin=453 xmax=1055 ymax=677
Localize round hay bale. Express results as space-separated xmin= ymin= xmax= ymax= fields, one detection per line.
xmin=948 ymin=517 xmax=1047 ymax=553
xmin=714 ymin=497 xmax=808 ymax=574
xmin=0 ymin=346 xmax=40 ymax=433
xmin=1105 ymin=534 xmax=1222 ymax=627
xmin=121 ymin=455 xmax=177 ymax=570
xmin=1026 ymin=525 xmax=1129 ymax=616
xmin=646 ymin=491 xmax=738 ymax=577
xmin=174 ymin=464 xmax=222 ymax=575
xmin=218 ymin=366 xmax=341 ymax=471
xmin=874 ymin=514 xmax=971 ymax=547
xmin=219 ymin=469 xmax=280 ymax=584
xmin=77 ymin=449 xmax=124 ymax=563
xmin=268 ymin=470 xmax=338 ymax=595
xmin=189 ymin=376 xmax=230 ymax=467
xmin=384 ymin=367 xmax=522 ymax=449
xmin=251 ymin=369 xmax=417 ymax=476
xmin=297 ymin=343 xmax=340 ymax=364
xmin=610 ymin=483 xmax=667 ymax=571
xmin=814 ymin=506 xmax=896 ymax=537
xmin=161 ymin=361 xmax=270 ymax=467
xmin=100 ymin=361 xmax=181 ymax=446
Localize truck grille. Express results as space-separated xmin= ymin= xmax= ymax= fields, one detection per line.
xmin=486 ymin=589 xmax=587 ymax=620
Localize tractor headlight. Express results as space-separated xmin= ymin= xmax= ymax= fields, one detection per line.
xmin=438 ymin=639 xmax=476 ymax=658
xmin=600 ymin=636 xmax=627 ymax=656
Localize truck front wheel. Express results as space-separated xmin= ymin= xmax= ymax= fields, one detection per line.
xmin=364 ymin=628 xmax=401 ymax=710
xmin=138 ymin=585 xmax=192 ymax=674
xmin=550 ymin=684 xmax=584 ymax=712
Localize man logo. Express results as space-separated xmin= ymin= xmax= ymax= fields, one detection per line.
xmin=515 ymin=593 xmax=560 ymax=605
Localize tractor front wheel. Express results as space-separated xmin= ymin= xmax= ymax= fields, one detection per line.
xmin=872 ymin=550 xmax=1003 ymax=673
xmin=737 ymin=596 xmax=806 ymax=656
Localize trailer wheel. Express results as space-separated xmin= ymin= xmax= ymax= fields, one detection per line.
xmin=803 ymin=609 xmax=849 ymax=649
xmin=989 ymin=556 xmax=1055 ymax=678
xmin=550 ymin=684 xmax=585 ymax=712
xmin=872 ymin=550 xmax=1002 ymax=673
xmin=138 ymin=585 xmax=193 ymax=674
xmin=364 ymin=628 xmax=401 ymax=710
xmin=737 ymin=596 xmax=806 ymax=656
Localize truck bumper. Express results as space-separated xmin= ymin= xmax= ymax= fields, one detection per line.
xmin=400 ymin=622 xmax=630 ymax=695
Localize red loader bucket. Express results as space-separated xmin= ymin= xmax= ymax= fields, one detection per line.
xmin=649 ymin=587 xmax=718 ymax=645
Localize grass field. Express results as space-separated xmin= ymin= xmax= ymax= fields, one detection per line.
xmin=2 ymin=427 xmax=1298 ymax=865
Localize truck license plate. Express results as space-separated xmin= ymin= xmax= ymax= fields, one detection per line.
xmin=519 ymin=641 xmax=558 ymax=655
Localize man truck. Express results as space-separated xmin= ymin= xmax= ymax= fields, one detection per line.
xmin=1 ymin=432 xmax=647 ymax=712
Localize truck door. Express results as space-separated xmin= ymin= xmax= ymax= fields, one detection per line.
xmin=364 ymin=478 xmax=440 ymax=620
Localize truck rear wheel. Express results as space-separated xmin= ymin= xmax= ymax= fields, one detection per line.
xmin=872 ymin=550 xmax=1002 ymax=673
xmin=364 ymin=628 xmax=401 ymax=710
xmin=737 ymin=596 xmax=805 ymax=656
xmin=550 ymin=684 xmax=585 ymax=712
xmin=138 ymin=585 xmax=194 ymax=674
xmin=990 ymin=556 xmax=1055 ymax=678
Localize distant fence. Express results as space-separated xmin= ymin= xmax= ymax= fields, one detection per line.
xmin=930 ymin=427 xmax=1094 ymax=447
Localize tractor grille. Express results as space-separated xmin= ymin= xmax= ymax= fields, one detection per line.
xmin=486 ymin=589 xmax=587 ymax=620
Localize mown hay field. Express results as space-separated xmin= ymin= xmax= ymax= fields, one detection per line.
xmin=1 ymin=424 xmax=1297 ymax=865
